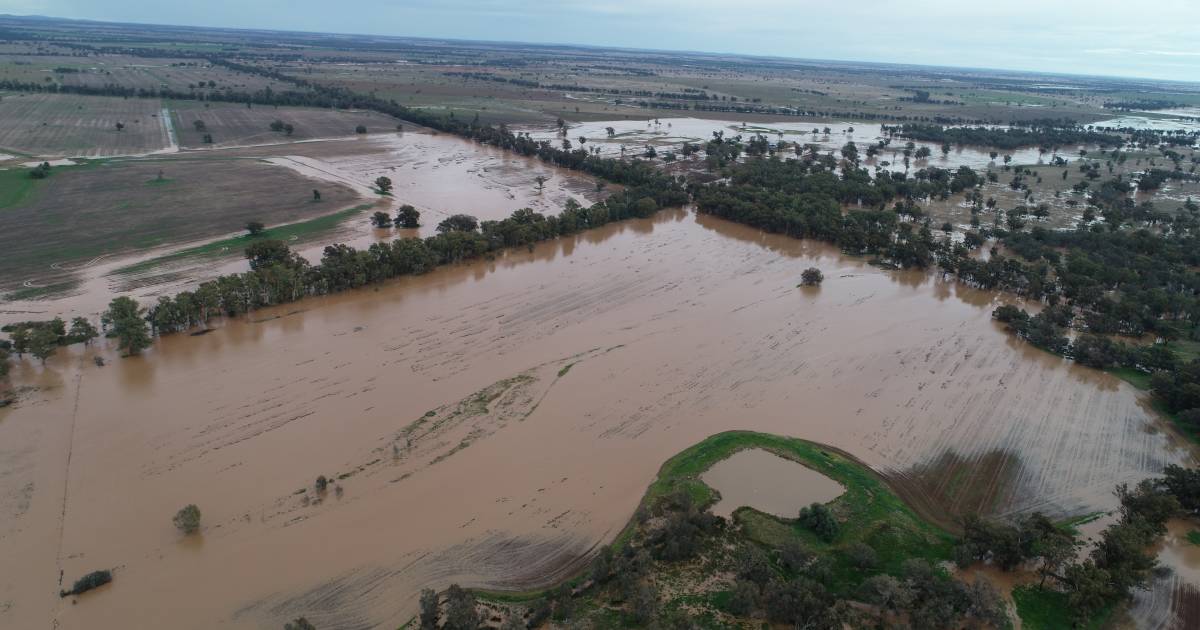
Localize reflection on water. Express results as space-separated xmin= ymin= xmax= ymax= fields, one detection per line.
xmin=702 ymin=448 xmax=844 ymax=519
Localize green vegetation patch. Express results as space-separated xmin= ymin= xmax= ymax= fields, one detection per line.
xmin=1013 ymin=585 xmax=1114 ymax=630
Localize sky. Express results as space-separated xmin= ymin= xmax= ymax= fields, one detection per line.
xmin=4 ymin=0 xmax=1199 ymax=82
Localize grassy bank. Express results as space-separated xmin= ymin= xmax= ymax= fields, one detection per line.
xmin=476 ymin=431 xmax=956 ymax=609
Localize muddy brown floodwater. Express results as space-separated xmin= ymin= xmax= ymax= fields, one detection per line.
xmin=0 ymin=207 xmax=1195 ymax=629
xmin=0 ymin=130 xmax=601 ymax=328
xmin=702 ymin=448 xmax=844 ymax=519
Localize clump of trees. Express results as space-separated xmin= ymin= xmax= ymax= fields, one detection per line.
xmin=3 ymin=317 xmax=100 ymax=364
xmin=418 ymin=584 xmax=479 ymax=630
xmin=958 ymin=466 xmax=1198 ymax=625
xmin=60 ymin=569 xmax=112 ymax=597
xmin=173 ymin=504 xmax=201 ymax=534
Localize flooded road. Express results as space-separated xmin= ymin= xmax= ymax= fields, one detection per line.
xmin=702 ymin=448 xmax=844 ymax=519
xmin=1 ymin=206 xmax=1191 ymax=629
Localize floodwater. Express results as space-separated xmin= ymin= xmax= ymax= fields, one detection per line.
xmin=701 ymin=448 xmax=844 ymax=519
xmin=0 ymin=131 xmax=601 ymax=328
xmin=519 ymin=117 xmax=1089 ymax=171
xmin=1 ymin=204 xmax=1192 ymax=629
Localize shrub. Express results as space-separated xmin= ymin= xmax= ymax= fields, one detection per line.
xmin=846 ymin=542 xmax=878 ymax=569
xmin=61 ymin=569 xmax=112 ymax=597
xmin=800 ymin=267 xmax=824 ymax=286
xmin=173 ymin=504 xmax=201 ymax=534
xmin=797 ymin=503 xmax=838 ymax=542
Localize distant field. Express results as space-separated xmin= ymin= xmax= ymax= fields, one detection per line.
xmin=0 ymin=157 xmax=360 ymax=290
xmin=0 ymin=92 xmax=170 ymax=157
xmin=169 ymin=101 xmax=402 ymax=148
xmin=0 ymin=54 xmax=294 ymax=94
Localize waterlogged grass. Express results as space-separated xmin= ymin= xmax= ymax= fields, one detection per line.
xmin=114 ymin=203 xmax=374 ymax=275
xmin=1013 ymin=585 xmax=1114 ymax=630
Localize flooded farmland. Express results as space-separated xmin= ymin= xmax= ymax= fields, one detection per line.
xmin=1 ymin=198 xmax=1192 ymax=628
xmin=520 ymin=117 xmax=1090 ymax=172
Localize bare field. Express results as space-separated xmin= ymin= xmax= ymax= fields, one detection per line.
xmin=0 ymin=157 xmax=360 ymax=290
xmin=0 ymin=93 xmax=170 ymax=157
xmin=169 ymin=102 xmax=402 ymax=148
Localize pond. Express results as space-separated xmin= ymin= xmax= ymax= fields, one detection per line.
xmin=702 ymin=448 xmax=845 ymax=519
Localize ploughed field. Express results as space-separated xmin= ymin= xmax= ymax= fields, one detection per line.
xmin=0 ymin=203 xmax=1190 ymax=628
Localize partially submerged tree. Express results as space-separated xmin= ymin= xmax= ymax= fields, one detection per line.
xmin=800 ymin=268 xmax=824 ymax=286
xmin=173 ymin=504 xmax=202 ymax=534
xmin=395 ymin=204 xmax=421 ymax=228
xmin=371 ymin=211 xmax=392 ymax=228
xmin=102 ymin=297 xmax=151 ymax=356
xmin=374 ymin=176 xmax=393 ymax=195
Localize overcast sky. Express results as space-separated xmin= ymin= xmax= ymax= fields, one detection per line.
xmin=6 ymin=0 xmax=1199 ymax=82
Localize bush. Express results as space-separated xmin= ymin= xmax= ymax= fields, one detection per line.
xmin=355 ymin=124 xmax=367 ymax=134
xmin=845 ymin=542 xmax=877 ymax=569
xmin=797 ymin=503 xmax=839 ymax=542
xmin=800 ymin=267 xmax=824 ymax=286
xmin=284 ymin=618 xmax=316 ymax=630
xmin=61 ymin=569 xmax=112 ymax=597
xmin=173 ymin=504 xmax=201 ymax=534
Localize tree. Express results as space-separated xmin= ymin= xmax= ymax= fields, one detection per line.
xmin=284 ymin=618 xmax=316 ymax=630
xmin=443 ymin=584 xmax=479 ymax=630
xmin=245 ymin=240 xmax=303 ymax=271
xmin=396 ymin=204 xmax=421 ymax=228
xmin=355 ymin=125 xmax=367 ymax=134
xmin=534 ymin=175 xmax=547 ymax=191
xmin=173 ymin=504 xmax=201 ymax=534
xmin=371 ymin=211 xmax=392 ymax=228
xmin=312 ymin=189 xmax=321 ymax=201
xmin=375 ymin=176 xmax=393 ymax=195
xmin=245 ymin=221 xmax=266 ymax=237
xmin=437 ymin=214 xmax=479 ymax=233
xmin=418 ymin=588 xmax=439 ymax=630
xmin=103 ymin=297 xmax=152 ymax=356
xmin=29 ymin=326 xmax=59 ymax=364
xmin=115 ymin=122 xmax=124 ymax=132
xmin=10 ymin=327 xmax=29 ymax=357
xmin=800 ymin=268 xmax=824 ymax=286
xmin=797 ymin=503 xmax=838 ymax=541
xmin=193 ymin=120 xmax=206 ymax=132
